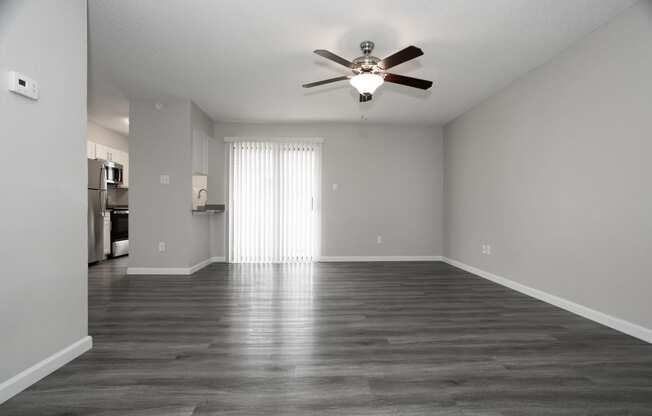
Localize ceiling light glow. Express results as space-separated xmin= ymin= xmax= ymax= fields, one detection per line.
xmin=349 ymin=73 xmax=384 ymax=95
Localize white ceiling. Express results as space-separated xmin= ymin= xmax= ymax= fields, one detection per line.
xmin=88 ymin=0 xmax=636 ymax=135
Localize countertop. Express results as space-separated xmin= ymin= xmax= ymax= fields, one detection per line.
xmin=191 ymin=204 xmax=225 ymax=214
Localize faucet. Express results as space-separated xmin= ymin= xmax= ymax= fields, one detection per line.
xmin=197 ymin=188 xmax=208 ymax=201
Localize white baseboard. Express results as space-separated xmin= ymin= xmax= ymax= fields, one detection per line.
xmin=127 ymin=267 xmax=192 ymax=275
xmin=440 ymin=257 xmax=652 ymax=344
xmin=320 ymin=256 xmax=443 ymax=262
xmin=188 ymin=258 xmax=213 ymax=274
xmin=129 ymin=256 xmax=438 ymax=271
xmin=127 ymin=257 xmax=226 ymax=275
xmin=0 ymin=336 xmax=92 ymax=404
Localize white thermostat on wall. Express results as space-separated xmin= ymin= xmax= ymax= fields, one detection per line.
xmin=8 ymin=71 xmax=39 ymax=100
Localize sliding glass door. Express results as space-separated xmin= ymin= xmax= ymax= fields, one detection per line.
xmin=227 ymin=140 xmax=321 ymax=263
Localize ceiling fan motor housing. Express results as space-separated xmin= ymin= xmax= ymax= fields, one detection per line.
xmin=360 ymin=40 xmax=374 ymax=55
xmin=353 ymin=40 xmax=381 ymax=74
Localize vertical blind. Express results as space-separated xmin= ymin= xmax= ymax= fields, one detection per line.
xmin=228 ymin=140 xmax=321 ymax=263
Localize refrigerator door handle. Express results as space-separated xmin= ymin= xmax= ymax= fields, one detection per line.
xmin=100 ymin=190 xmax=108 ymax=216
xmin=99 ymin=165 xmax=106 ymax=215
xmin=99 ymin=165 xmax=106 ymax=190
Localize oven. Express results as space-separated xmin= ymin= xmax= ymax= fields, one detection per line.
xmin=109 ymin=208 xmax=129 ymax=257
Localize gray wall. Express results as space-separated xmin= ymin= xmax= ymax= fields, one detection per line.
xmin=210 ymin=123 xmax=444 ymax=259
xmin=129 ymin=99 xmax=213 ymax=269
xmin=129 ymin=99 xmax=192 ymax=268
xmin=443 ymin=1 xmax=652 ymax=330
xmin=87 ymin=120 xmax=128 ymax=152
xmin=189 ymin=103 xmax=212 ymax=265
xmin=207 ymin=135 xmax=226 ymax=259
xmin=0 ymin=0 xmax=88 ymax=382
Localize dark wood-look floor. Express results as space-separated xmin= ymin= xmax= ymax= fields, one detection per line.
xmin=3 ymin=259 xmax=652 ymax=415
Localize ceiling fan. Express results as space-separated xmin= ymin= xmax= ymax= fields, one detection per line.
xmin=302 ymin=40 xmax=433 ymax=102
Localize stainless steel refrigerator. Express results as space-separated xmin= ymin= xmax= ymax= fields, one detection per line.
xmin=88 ymin=159 xmax=108 ymax=263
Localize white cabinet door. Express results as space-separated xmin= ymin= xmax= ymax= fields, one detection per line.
xmin=95 ymin=143 xmax=105 ymax=160
xmin=95 ymin=143 xmax=110 ymax=161
xmin=87 ymin=141 xmax=96 ymax=159
xmin=192 ymin=130 xmax=203 ymax=174
xmin=111 ymin=149 xmax=125 ymax=166
xmin=192 ymin=130 xmax=210 ymax=175
xmin=202 ymin=134 xmax=209 ymax=174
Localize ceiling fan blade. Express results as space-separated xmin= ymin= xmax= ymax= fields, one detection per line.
xmin=314 ymin=49 xmax=354 ymax=68
xmin=383 ymin=73 xmax=433 ymax=90
xmin=378 ymin=46 xmax=423 ymax=70
xmin=302 ymin=76 xmax=350 ymax=88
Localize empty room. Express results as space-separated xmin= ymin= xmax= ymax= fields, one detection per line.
xmin=1 ymin=0 xmax=652 ymax=414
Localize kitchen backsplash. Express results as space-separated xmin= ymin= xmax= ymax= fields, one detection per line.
xmin=108 ymin=187 xmax=128 ymax=207
xmin=192 ymin=175 xmax=208 ymax=209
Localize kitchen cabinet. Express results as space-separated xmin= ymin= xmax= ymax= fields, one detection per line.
xmin=192 ymin=129 xmax=209 ymax=175
xmin=94 ymin=143 xmax=106 ymax=160
xmin=87 ymin=141 xmax=96 ymax=159
xmin=95 ymin=143 xmax=115 ymax=161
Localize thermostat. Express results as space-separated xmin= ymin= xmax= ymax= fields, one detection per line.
xmin=8 ymin=71 xmax=39 ymax=100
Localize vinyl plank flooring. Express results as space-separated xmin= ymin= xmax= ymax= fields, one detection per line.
xmin=2 ymin=259 xmax=652 ymax=415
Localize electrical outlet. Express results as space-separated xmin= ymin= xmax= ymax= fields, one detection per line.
xmin=158 ymin=241 xmax=166 ymax=252
xmin=376 ymin=235 xmax=383 ymax=244
xmin=486 ymin=244 xmax=491 ymax=255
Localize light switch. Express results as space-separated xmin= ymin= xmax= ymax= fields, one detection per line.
xmin=332 ymin=183 xmax=338 ymax=191
xmin=160 ymin=175 xmax=170 ymax=185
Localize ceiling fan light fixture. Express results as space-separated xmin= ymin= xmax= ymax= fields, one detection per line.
xmin=303 ymin=42 xmax=432 ymax=101
xmin=350 ymin=73 xmax=384 ymax=95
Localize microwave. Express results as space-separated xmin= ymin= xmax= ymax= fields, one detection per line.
xmin=104 ymin=160 xmax=124 ymax=186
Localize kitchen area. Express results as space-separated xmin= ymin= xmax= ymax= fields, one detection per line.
xmin=87 ymin=101 xmax=225 ymax=274
xmin=87 ymin=121 xmax=130 ymax=264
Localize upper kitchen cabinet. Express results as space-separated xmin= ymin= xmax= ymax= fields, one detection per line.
xmin=95 ymin=143 xmax=116 ymax=162
xmin=192 ymin=129 xmax=210 ymax=175
xmin=87 ymin=141 xmax=96 ymax=159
